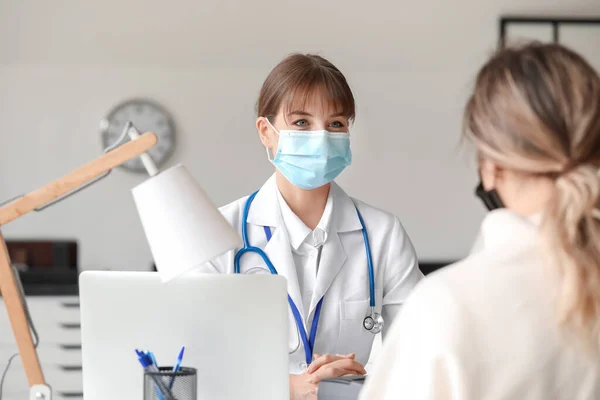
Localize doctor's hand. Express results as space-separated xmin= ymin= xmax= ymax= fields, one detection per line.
xmin=306 ymin=353 xmax=367 ymax=384
xmin=289 ymin=372 xmax=318 ymax=400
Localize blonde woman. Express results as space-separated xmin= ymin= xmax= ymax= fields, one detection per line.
xmin=360 ymin=42 xmax=600 ymax=399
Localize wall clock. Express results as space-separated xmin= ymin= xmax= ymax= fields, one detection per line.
xmin=100 ymin=99 xmax=175 ymax=172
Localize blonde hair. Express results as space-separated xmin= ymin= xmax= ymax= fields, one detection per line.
xmin=463 ymin=42 xmax=600 ymax=348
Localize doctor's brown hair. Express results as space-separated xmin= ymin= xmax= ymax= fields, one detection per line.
xmin=464 ymin=42 xmax=600 ymax=349
xmin=256 ymin=54 xmax=356 ymax=122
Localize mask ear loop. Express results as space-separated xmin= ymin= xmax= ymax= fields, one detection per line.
xmin=264 ymin=118 xmax=280 ymax=162
xmin=266 ymin=147 xmax=275 ymax=162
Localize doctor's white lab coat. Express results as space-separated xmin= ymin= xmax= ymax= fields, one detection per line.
xmin=194 ymin=175 xmax=423 ymax=374
xmin=360 ymin=210 xmax=600 ymax=400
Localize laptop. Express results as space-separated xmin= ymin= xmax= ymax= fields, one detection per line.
xmin=79 ymin=271 xmax=289 ymax=400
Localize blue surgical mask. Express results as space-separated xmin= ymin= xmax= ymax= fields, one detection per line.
xmin=265 ymin=119 xmax=352 ymax=190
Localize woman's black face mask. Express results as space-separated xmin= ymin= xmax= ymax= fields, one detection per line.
xmin=475 ymin=181 xmax=504 ymax=211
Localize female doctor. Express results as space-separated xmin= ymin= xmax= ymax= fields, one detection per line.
xmin=197 ymin=53 xmax=423 ymax=398
xmin=360 ymin=43 xmax=600 ymax=399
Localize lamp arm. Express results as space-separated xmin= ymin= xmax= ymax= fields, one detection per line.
xmin=0 ymin=131 xmax=157 ymax=225
xmin=0 ymin=131 xmax=157 ymax=399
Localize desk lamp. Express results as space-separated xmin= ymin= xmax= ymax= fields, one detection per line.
xmin=0 ymin=123 xmax=241 ymax=400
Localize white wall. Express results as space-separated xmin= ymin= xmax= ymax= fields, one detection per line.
xmin=1 ymin=1 xmax=599 ymax=271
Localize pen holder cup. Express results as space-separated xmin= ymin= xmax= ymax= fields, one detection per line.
xmin=144 ymin=366 xmax=197 ymax=400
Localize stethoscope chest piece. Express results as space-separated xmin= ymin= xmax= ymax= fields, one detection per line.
xmin=363 ymin=307 xmax=384 ymax=334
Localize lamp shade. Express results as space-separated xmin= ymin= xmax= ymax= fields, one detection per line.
xmin=132 ymin=164 xmax=241 ymax=282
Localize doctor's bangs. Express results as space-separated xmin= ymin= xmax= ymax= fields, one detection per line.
xmin=256 ymin=53 xmax=356 ymax=122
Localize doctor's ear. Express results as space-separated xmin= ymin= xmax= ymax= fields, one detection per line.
xmin=256 ymin=117 xmax=275 ymax=148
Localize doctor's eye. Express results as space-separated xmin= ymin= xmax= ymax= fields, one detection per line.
xmin=329 ymin=120 xmax=345 ymax=129
xmin=293 ymin=119 xmax=308 ymax=127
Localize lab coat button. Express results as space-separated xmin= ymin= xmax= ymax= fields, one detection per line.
xmin=300 ymin=362 xmax=308 ymax=370
xmin=312 ymin=229 xmax=326 ymax=247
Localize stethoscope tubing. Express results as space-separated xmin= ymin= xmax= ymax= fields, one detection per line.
xmin=234 ymin=189 xmax=379 ymax=365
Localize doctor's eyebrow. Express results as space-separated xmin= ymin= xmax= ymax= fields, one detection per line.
xmin=287 ymin=111 xmax=312 ymax=117
xmin=286 ymin=111 xmax=348 ymax=118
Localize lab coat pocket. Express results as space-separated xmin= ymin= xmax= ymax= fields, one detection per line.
xmin=336 ymin=299 xmax=372 ymax=365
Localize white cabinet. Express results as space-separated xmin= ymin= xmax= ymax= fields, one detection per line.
xmin=0 ymin=296 xmax=82 ymax=399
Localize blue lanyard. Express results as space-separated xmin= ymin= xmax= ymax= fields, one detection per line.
xmin=264 ymin=226 xmax=323 ymax=366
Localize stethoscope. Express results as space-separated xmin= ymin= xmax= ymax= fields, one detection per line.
xmin=233 ymin=190 xmax=382 ymax=365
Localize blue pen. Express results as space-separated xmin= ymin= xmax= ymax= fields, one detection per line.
xmin=136 ymin=350 xmax=170 ymax=400
xmin=146 ymin=351 xmax=165 ymax=400
xmin=148 ymin=351 xmax=158 ymax=368
xmin=169 ymin=346 xmax=185 ymax=390
xmin=136 ymin=350 xmax=174 ymax=400
xmin=137 ymin=351 xmax=159 ymax=398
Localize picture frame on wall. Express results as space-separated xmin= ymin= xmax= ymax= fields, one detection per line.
xmin=499 ymin=16 xmax=600 ymax=71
